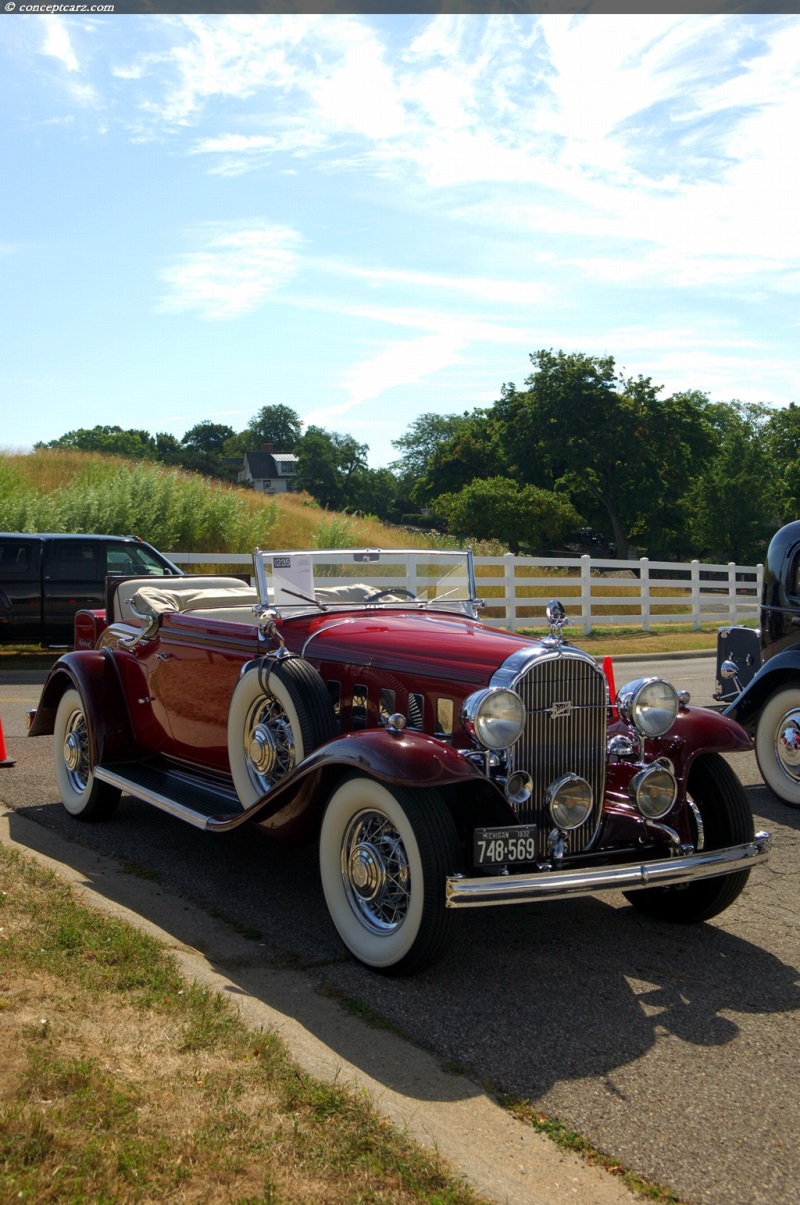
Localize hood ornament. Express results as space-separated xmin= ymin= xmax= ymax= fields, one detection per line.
xmin=544 ymin=599 xmax=569 ymax=647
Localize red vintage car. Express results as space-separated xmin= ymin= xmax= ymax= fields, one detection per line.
xmin=29 ymin=548 xmax=770 ymax=974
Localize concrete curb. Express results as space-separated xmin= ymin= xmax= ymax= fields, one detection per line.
xmin=0 ymin=807 xmax=634 ymax=1205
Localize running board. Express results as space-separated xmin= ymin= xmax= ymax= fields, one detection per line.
xmin=93 ymin=763 xmax=251 ymax=832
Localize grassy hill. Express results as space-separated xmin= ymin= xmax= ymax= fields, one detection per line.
xmin=0 ymin=449 xmax=463 ymax=556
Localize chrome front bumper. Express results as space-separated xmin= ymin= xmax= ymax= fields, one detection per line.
xmin=445 ymin=832 xmax=771 ymax=909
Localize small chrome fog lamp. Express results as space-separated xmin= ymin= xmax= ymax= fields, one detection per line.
xmin=629 ymin=765 xmax=678 ymax=820
xmin=546 ymin=774 xmax=593 ymax=831
xmin=462 ymin=687 xmax=525 ymax=750
xmin=616 ymin=677 xmax=679 ymax=738
xmin=505 ymin=771 xmax=533 ymax=807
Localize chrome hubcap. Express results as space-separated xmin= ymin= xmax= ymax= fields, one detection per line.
xmin=243 ymin=698 xmax=295 ymax=793
xmin=248 ymin=723 xmax=278 ymax=776
xmin=62 ymin=710 xmax=89 ymax=792
xmin=341 ymin=809 xmax=410 ymax=934
xmin=775 ymin=710 xmax=800 ymax=780
xmin=64 ymin=730 xmax=82 ymax=772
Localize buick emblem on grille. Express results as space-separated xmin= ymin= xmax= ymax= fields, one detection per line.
xmin=550 ymin=700 xmax=573 ymax=719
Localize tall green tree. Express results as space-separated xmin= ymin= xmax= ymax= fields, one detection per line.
xmin=687 ymin=401 xmax=775 ymax=562
xmin=182 ymin=421 xmax=236 ymax=455
xmin=243 ymin=404 xmax=303 ymax=453
xmin=413 ymin=412 xmax=503 ymax=507
xmin=433 ymin=477 xmax=582 ymax=555
xmin=294 ymin=427 xmax=369 ymax=510
xmin=36 ymin=426 xmax=158 ymax=459
xmin=764 ymin=402 xmax=800 ymax=526
xmin=493 ymin=351 xmax=717 ymax=558
xmin=390 ymin=413 xmax=467 ymax=481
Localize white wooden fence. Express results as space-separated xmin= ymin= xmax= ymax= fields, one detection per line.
xmin=165 ymin=551 xmax=762 ymax=635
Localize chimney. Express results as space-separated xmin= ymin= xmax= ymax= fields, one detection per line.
xmin=261 ymin=442 xmax=274 ymax=453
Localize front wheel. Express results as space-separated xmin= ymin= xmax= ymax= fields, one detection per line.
xmin=754 ymin=685 xmax=800 ymax=807
xmin=53 ymin=688 xmax=120 ymax=821
xmin=624 ymin=753 xmax=754 ymax=923
xmin=319 ymin=775 xmax=462 ymax=975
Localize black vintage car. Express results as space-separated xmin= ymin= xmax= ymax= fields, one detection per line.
xmin=716 ymin=519 xmax=800 ymax=806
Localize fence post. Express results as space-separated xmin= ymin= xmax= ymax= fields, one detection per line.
xmin=581 ymin=555 xmax=592 ymax=635
xmin=691 ymin=560 xmax=701 ymax=629
xmin=406 ymin=552 xmax=419 ymax=600
xmin=504 ymin=554 xmax=517 ymax=631
xmin=728 ymin=562 xmax=737 ymax=623
xmin=640 ymin=557 xmax=650 ymax=632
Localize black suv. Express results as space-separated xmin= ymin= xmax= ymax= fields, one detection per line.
xmin=716 ymin=519 xmax=800 ymax=806
xmin=0 ymin=533 xmax=181 ymax=645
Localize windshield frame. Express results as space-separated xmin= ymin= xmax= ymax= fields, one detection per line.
xmin=252 ymin=547 xmax=480 ymax=618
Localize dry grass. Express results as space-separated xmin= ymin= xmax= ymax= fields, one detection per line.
xmin=0 ymin=846 xmax=480 ymax=1203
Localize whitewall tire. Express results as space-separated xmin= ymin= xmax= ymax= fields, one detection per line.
xmin=754 ymin=686 xmax=800 ymax=807
xmin=319 ymin=774 xmax=462 ymax=975
xmin=53 ymin=688 xmax=120 ymax=821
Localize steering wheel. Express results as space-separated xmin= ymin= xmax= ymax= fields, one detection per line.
xmin=364 ymin=588 xmax=418 ymax=603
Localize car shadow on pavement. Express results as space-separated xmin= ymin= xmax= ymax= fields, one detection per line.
xmin=6 ymin=796 xmax=800 ymax=1110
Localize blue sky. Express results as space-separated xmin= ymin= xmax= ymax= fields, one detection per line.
xmin=1 ymin=12 xmax=798 ymax=468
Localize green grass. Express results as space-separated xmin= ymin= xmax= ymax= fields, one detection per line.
xmin=0 ymin=844 xmax=482 ymax=1203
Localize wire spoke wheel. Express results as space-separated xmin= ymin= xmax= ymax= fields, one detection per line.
xmin=53 ymin=688 xmax=120 ymax=821
xmin=320 ymin=775 xmax=462 ymax=974
xmin=341 ymin=809 xmax=412 ymax=934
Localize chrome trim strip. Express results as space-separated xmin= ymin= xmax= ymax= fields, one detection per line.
xmin=93 ymin=766 xmax=236 ymax=831
xmin=490 ymin=642 xmax=600 ymax=691
xmin=445 ymin=832 xmax=771 ymax=908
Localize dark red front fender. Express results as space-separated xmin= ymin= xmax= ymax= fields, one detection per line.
xmin=297 ymin=728 xmax=483 ymax=788
xmin=232 ymin=727 xmax=511 ymax=840
xmin=654 ymin=706 xmax=752 ymax=777
xmin=28 ymin=651 xmax=136 ymax=764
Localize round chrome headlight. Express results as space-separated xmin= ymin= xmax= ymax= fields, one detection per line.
xmin=629 ymin=765 xmax=678 ymax=820
xmin=461 ymin=687 xmax=525 ymax=750
xmin=616 ymin=677 xmax=678 ymax=738
xmin=546 ymin=773 xmax=593 ymax=831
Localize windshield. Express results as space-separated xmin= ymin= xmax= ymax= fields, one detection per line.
xmin=253 ymin=548 xmax=478 ymax=616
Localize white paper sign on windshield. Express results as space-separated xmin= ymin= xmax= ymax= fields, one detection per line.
xmin=270 ymin=554 xmax=316 ymax=607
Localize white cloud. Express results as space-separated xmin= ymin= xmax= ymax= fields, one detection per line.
xmin=41 ymin=23 xmax=79 ymax=73
xmin=321 ymin=262 xmax=548 ymax=307
xmin=158 ymin=222 xmax=302 ymax=320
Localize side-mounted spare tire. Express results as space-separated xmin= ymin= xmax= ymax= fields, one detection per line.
xmin=228 ymin=656 xmax=338 ymax=808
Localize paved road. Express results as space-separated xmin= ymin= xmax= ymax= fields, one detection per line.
xmin=1 ymin=655 xmax=798 ymax=1205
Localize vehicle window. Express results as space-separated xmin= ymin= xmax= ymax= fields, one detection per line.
xmin=0 ymin=542 xmax=32 ymax=577
xmin=50 ymin=542 xmax=99 ymax=581
xmin=104 ymin=543 xmax=171 ymax=576
xmin=791 ymin=554 xmax=800 ymax=597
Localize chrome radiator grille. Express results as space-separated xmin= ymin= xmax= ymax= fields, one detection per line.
xmin=510 ymin=651 xmax=608 ymax=852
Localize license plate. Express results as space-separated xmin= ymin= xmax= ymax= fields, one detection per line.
xmin=474 ymin=826 xmax=538 ymax=867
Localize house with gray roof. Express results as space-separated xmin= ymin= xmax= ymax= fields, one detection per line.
xmin=238 ymin=444 xmax=298 ymax=493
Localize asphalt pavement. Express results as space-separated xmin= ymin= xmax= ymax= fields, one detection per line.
xmin=0 ymin=655 xmax=798 ymax=1204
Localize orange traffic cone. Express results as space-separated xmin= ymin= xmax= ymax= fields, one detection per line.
xmin=602 ymin=655 xmax=618 ymax=720
xmin=0 ymin=713 xmax=15 ymax=768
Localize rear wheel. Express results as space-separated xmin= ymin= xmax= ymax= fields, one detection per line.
xmin=320 ymin=775 xmax=462 ymax=975
xmin=624 ymin=753 xmax=754 ymax=923
xmin=53 ymin=688 xmax=120 ymax=821
xmin=754 ymin=686 xmax=800 ymax=807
